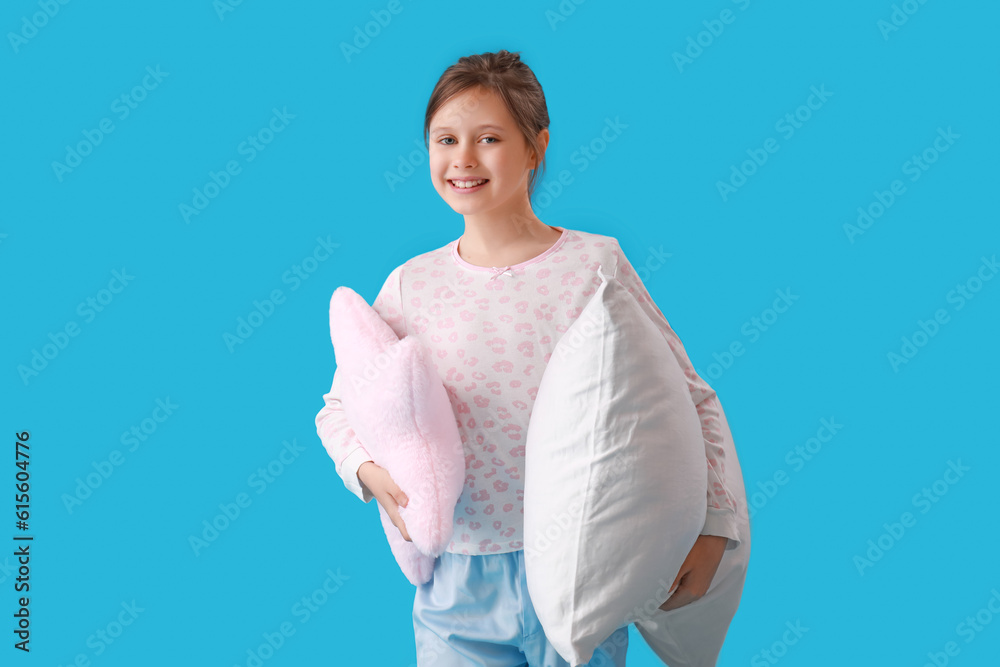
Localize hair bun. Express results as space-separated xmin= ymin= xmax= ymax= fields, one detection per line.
xmin=494 ymin=49 xmax=522 ymax=66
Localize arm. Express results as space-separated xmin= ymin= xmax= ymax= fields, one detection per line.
xmin=612 ymin=243 xmax=741 ymax=550
xmin=315 ymin=264 xmax=408 ymax=503
xmin=316 ymin=368 xmax=377 ymax=503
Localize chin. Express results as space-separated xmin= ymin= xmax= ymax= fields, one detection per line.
xmin=448 ymin=204 xmax=481 ymax=216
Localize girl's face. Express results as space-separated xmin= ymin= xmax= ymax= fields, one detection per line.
xmin=428 ymin=86 xmax=543 ymax=220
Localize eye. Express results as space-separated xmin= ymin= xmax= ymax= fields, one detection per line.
xmin=436 ymin=136 xmax=497 ymax=145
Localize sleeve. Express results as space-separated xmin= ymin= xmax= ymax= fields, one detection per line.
xmin=612 ymin=243 xmax=741 ymax=551
xmin=314 ymin=264 xmax=408 ymax=504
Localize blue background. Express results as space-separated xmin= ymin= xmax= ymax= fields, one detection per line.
xmin=3 ymin=0 xmax=998 ymax=665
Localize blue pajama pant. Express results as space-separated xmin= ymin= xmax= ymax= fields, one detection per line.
xmin=413 ymin=549 xmax=629 ymax=667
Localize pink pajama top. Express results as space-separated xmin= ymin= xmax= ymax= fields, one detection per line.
xmin=315 ymin=226 xmax=741 ymax=555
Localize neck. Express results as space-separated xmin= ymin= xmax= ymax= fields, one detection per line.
xmin=459 ymin=196 xmax=553 ymax=259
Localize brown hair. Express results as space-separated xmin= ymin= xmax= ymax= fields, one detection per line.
xmin=424 ymin=49 xmax=550 ymax=204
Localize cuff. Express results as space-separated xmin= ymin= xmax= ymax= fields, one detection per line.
xmin=701 ymin=507 xmax=741 ymax=551
xmin=341 ymin=446 xmax=375 ymax=504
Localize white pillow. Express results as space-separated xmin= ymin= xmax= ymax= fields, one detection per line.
xmin=632 ymin=396 xmax=752 ymax=667
xmin=523 ymin=263 xmax=709 ymax=666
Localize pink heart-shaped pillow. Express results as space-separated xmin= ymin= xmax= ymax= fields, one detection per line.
xmin=329 ymin=286 xmax=465 ymax=585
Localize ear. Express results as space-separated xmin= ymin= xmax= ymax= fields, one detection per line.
xmin=530 ymin=127 xmax=550 ymax=170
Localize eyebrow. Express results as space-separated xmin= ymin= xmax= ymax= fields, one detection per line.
xmin=431 ymin=124 xmax=505 ymax=133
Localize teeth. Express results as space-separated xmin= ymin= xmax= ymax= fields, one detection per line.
xmin=451 ymin=179 xmax=487 ymax=188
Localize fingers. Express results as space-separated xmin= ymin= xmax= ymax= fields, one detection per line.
xmin=395 ymin=511 xmax=412 ymax=542
xmin=383 ymin=469 xmax=409 ymax=508
xmin=374 ymin=468 xmax=411 ymax=541
xmin=658 ymin=570 xmax=716 ymax=612
xmin=658 ymin=586 xmax=697 ymax=613
xmin=669 ymin=568 xmax=684 ymax=593
xmin=386 ymin=502 xmax=412 ymax=542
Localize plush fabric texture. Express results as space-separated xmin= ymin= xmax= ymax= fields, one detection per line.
xmin=632 ymin=397 xmax=751 ymax=667
xmin=523 ymin=264 xmax=710 ymax=666
xmin=328 ymin=286 xmax=465 ymax=586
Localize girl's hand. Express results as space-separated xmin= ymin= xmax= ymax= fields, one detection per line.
xmin=658 ymin=534 xmax=728 ymax=612
xmin=358 ymin=461 xmax=412 ymax=542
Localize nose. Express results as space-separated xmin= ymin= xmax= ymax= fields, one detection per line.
xmin=453 ymin=144 xmax=477 ymax=169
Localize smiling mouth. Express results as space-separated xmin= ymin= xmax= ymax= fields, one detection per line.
xmin=448 ymin=178 xmax=490 ymax=189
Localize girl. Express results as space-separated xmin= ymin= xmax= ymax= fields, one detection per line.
xmin=316 ymin=49 xmax=742 ymax=667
